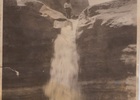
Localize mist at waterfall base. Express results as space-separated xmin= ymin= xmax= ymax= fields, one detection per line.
xmin=44 ymin=20 xmax=82 ymax=100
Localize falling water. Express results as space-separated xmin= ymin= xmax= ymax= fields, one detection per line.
xmin=44 ymin=20 xmax=81 ymax=100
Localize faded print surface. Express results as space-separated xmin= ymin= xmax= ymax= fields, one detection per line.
xmin=2 ymin=0 xmax=137 ymax=100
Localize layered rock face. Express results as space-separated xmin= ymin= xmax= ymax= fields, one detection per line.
xmin=76 ymin=0 xmax=137 ymax=99
xmin=3 ymin=0 xmax=61 ymax=88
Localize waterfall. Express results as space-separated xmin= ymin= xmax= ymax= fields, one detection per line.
xmin=44 ymin=20 xmax=81 ymax=100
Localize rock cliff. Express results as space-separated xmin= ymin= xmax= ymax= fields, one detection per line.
xmin=3 ymin=0 xmax=61 ymax=88
xmin=76 ymin=0 xmax=137 ymax=99
xmin=39 ymin=0 xmax=89 ymax=15
xmin=77 ymin=0 xmax=137 ymax=81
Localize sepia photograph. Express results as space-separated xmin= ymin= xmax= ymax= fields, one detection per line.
xmin=2 ymin=0 xmax=137 ymax=100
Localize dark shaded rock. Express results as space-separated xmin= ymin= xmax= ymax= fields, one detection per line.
xmin=77 ymin=0 xmax=137 ymax=81
xmin=77 ymin=1 xmax=137 ymax=100
xmin=3 ymin=1 xmax=60 ymax=88
xmin=4 ymin=0 xmax=89 ymax=15
xmin=4 ymin=0 xmax=17 ymax=7
xmin=40 ymin=0 xmax=89 ymax=15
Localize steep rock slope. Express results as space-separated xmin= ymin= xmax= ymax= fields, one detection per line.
xmin=76 ymin=1 xmax=137 ymax=99
xmin=77 ymin=0 xmax=137 ymax=81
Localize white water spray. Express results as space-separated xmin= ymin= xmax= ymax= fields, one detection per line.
xmin=44 ymin=20 xmax=81 ymax=100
